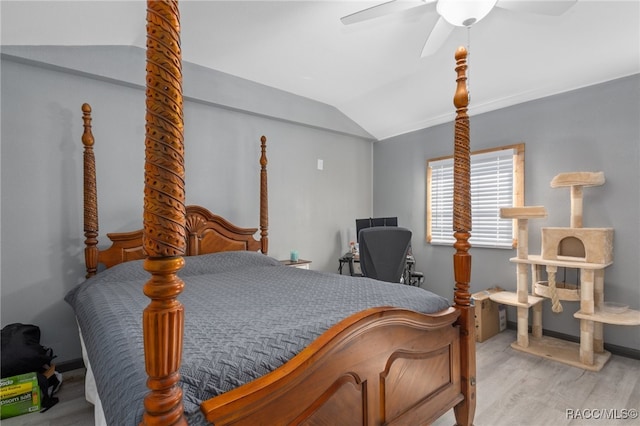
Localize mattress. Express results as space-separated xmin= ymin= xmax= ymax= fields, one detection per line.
xmin=66 ymin=251 xmax=450 ymax=425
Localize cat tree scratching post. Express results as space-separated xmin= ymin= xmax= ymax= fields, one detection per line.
xmin=495 ymin=171 xmax=638 ymax=371
xmin=544 ymin=171 xmax=611 ymax=367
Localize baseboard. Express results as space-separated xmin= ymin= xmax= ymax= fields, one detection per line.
xmin=506 ymin=321 xmax=639 ymax=360
xmin=55 ymin=358 xmax=85 ymax=373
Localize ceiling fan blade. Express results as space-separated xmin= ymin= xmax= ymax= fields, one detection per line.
xmin=495 ymin=0 xmax=578 ymax=16
xmin=421 ymin=16 xmax=454 ymax=57
xmin=341 ymin=0 xmax=434 ymax=25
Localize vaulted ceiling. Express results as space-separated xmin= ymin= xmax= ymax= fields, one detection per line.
xmin=2 ymin=1 xmax=639 ymax=140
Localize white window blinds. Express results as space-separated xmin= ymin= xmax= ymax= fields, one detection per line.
xmin=428 ymin=147 xmax=516 ymax=248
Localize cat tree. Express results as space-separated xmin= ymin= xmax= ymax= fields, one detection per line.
xmin=490 ymin=171 xmax=639 ymax=371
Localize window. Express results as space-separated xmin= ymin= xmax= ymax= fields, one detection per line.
xmin=426 ymin=143 xmax=524 ymax=248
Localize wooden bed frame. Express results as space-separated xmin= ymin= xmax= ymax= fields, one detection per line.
xmin=80 ymin=2 xmax=476 ymax=425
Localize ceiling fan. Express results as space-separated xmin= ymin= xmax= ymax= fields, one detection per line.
xmin=341 ymin=0 xmax=578 ymax=57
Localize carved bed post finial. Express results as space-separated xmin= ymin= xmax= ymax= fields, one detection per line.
xmin=260 ymin=135 xmax=269 ymax=254
xmin=82 ymin=103 xmax=99 ymax=278
xmin=141 ymin=1 xmax=187 ymax=425
xmin=451 ymin=46 xmax=477 ymax=426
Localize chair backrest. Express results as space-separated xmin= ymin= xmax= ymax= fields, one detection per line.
xmin=358 ymin=227 xmax=412 ymax=283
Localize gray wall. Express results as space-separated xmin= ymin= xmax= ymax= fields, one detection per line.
xmin=2 ymin=44 xmax=637 ymax=364
xmin=0 ymin=46 xmax=373 ymax=363
xmin=374 ymin=74 xmax=640 ymax=351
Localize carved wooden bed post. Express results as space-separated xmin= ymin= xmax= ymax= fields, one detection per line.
xmin=452 ymin=46 xmax=477 ymax=426
xmin=141 ymin=1 xmax=187 ymax=424
xmin=260 ymin=135 xmax=269 ymax=254
xmin=82 ymin=103 xmax=99 ymax=278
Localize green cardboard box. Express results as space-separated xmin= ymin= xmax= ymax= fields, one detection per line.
xmin=0 ymin=372 xmax=41 ymax=419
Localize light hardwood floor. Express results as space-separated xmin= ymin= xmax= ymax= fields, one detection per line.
xmin=434 ymin=330 xmax=640 ymax=426
xmin=2 ymin=329 xmax=638 ymax=425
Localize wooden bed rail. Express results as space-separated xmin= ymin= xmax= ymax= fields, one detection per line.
xmin=452 ymin=46 xmax=477 ymax=426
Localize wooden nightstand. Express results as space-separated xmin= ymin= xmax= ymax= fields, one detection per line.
xmin=279 ymin=259 xmax=311 ymax=269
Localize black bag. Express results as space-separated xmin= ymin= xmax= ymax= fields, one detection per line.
xmin=1 ymin=323 xmax=54 ymax=377
xmin=1 ymin=323 xmax=60 ymax=411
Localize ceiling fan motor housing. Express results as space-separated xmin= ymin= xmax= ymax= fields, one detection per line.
xmin=437 ymin=0 xmax=499 ymax=27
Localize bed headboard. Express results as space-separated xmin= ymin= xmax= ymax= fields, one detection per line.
xmin=81 ymin=104 xmax=269 ymax=278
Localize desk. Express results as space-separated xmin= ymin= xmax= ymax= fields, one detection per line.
xmin=338 ymin=253 xmax=422 ymax=285
xmin=338 ymin=253 xmax=359 ymax=276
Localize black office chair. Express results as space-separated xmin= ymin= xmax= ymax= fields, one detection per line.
xmin=358 ymin=227 xmax=412 ymax=283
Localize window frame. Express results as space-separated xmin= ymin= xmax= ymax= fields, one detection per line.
xmin=426 ymin=143 xmax=525 ymax=249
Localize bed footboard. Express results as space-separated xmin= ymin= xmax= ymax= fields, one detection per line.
xmin=201 ymin=307 xmax=462 ymax=425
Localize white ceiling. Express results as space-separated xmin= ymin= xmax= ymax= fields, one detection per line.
xmin=2 ymin=0 xmax=639 ymax=140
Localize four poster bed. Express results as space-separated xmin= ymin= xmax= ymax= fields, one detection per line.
xmin=65 ymin=1 xmax=476 ymax=425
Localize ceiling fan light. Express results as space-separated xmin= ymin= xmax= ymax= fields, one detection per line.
xmin=437 ymin=0 xmax=498 ymax=27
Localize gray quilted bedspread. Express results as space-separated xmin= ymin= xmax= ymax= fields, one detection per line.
xmin=65 ymin=251 xmax=450 ymax=425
